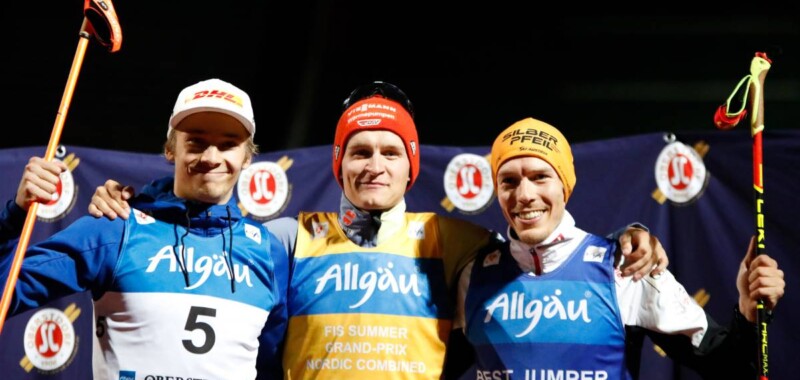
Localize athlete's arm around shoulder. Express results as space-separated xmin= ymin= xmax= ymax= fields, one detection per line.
xmin=255 ymin=219 xmax=291 ymax=379
xmin=264 ymin=216 xmax=298 ymax=259
xmin=436 ymin=215 xmax=504 ymax=289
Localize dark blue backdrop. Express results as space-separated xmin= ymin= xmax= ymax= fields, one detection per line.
xmin=1 ymin=130 xmax=797 ymax=379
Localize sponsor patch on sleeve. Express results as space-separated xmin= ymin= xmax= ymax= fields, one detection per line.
xmin=583 ymin=245 xmax=607 ymax=263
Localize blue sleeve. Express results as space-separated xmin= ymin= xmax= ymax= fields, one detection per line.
xmin=264 ymin=216 xmax=298 ymax=258
xmin=0 ymin=216 xmax=125 ymax=316
xmin=0 ymin=199 xmax=26 ymax=245
xmin=255 ymin=228 xmax=291 ymax=379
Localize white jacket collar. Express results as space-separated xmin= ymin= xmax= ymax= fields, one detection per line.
xmin=507 ymin=210 xmax=588 ymax=274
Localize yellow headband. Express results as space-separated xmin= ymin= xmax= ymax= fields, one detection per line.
xmin=490 ymin=117 xmax=576 ymax=202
